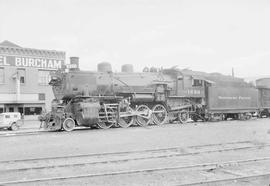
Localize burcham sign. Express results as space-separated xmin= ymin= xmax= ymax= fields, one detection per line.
xmin=0 ymin=55 xmax=64 ymax=69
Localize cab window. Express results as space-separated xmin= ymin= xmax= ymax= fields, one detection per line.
xmin=5 ymin=115 xmax=10 ymax=118
xmin=192 ymin=79 xmax=203 ymax=87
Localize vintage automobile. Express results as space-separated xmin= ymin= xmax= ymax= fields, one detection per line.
xmin=0 ymin=112 xmax=22 ymax=131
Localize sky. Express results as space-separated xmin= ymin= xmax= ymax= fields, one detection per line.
xmin=1 ymin=0 xmax=270 ymax=78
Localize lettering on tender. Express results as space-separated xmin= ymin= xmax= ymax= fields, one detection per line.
xmin=218 ymin=96 xmax=251 ymax=100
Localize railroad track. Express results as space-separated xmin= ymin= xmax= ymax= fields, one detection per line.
xmin=0 ymin=117 xmax=266 ymax=138
xmin=1 ymin=156 xmax=270 ymax=185
xmin=0 ymin=140 xmax=259 ymax=169
xmin=177 ymin=172 xmax=270 ymax=186
xmin=0 ymin=124 xmax=155 ymax=137
xmin=0 ymin=141 xmax=270 ymax=185
xmin=0 ymin=126 xmax=95 ymax=137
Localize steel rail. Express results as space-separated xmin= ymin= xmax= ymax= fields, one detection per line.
xmin=0 ymin=131 xmax=47 ymax=137
xmin=176 ymin=172 xmax=270 ymax=186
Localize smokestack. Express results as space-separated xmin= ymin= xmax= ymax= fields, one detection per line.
xmin=232 ymin=68 xmax=234 ymax=78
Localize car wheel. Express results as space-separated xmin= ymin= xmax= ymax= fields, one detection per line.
xmin=10 ymin=123 xmax=18 ymax=131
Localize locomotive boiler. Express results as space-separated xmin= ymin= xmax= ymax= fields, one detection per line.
xmin=40 ymin=60 xmax=261 ymax=131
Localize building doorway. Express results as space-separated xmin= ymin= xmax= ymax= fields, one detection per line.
xmin=18 ymin=107 xmax=24 ymax=115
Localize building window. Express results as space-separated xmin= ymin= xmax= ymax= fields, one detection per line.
xmin=0 ymin=108 xmax=3 ymax=113
xmin=24 ymin=107 xmax=42 ymax=115
xmin=38 ymin=93 xmax=46 ymax=100
xmin=0 ymin=68 xmax=4 ymax=84
xmin=18 ymin=69 xmax=26 ymax=84
xmin=38 ymin=70 xmax=51 ymax=85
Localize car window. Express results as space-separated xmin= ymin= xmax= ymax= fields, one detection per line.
xmin=5 ymin=115 xmax=10 ymax=118
xmin=14 ymin=115 xmax=18 ymax=118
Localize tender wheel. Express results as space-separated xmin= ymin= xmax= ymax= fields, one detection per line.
xmin=152 ymin=104 xmax=168 ymax=125
xmin=97 ymin=108 xmax=115 ymax=129
xmin=135 ymin=105 xmax=151 ymax=127
xmin=62 ymin=118 xmax=75 ymax=132
xmin=178 ymin=111 xmax=189 ymax=124
xmin=10 ymin=122 xmax=18 ymax=131
xmin=118 ymin=107 xmax=134 ymax=128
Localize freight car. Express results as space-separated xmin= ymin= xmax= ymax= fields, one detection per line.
xmin=39 ymin=61 xmax=261 ymax=131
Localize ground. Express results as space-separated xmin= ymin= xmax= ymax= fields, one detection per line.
xmin=0 ymin=118 xmax=270 ymax=185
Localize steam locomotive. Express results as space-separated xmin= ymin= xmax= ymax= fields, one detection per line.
xmin=40 ymin=60 xmax=270 ymax=131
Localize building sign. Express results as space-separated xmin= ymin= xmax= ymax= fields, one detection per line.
xmin=0 ymin=55 xmax=64 ymax=69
